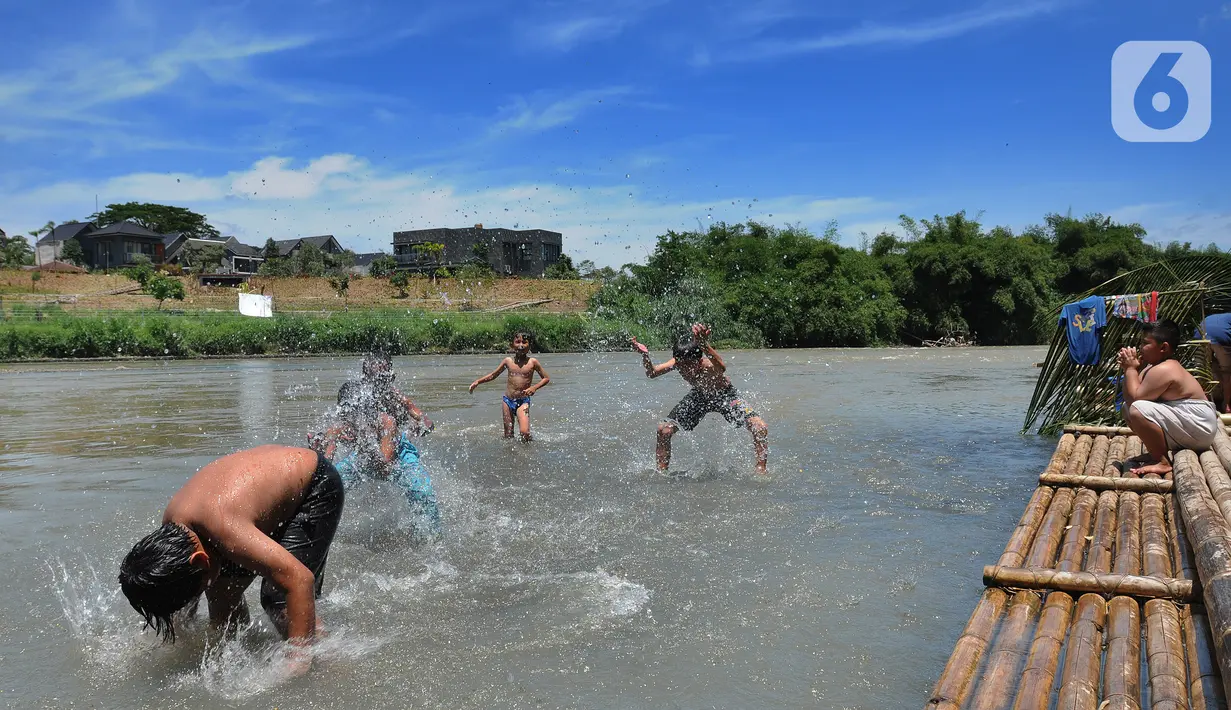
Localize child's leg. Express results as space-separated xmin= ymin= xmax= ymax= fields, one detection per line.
xmin=516 ymin=403 xmax=532 ymax=442
xmin=656 ymin=421 xmax=678 ymax=471
xmin=1125 ymin=402 xmax=1171 ymax=474
xmin=501 ymin=402 xmax=514 ymax=438
xmin=746 ymin=415 xmax=769 ymax=474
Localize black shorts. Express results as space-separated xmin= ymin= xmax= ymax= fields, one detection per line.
xmin=219 ymin=453 xmax=345 ymax=613
xmin=664 ymin=386 xmax=759 ymax=432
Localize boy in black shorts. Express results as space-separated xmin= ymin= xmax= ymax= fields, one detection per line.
xmin=118 ymin=445 xmax=344 ymax=670
xmin=632 ymin=323 xmax=769 ymax=474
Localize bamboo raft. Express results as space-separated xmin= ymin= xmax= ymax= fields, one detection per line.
xmin=925 ymin=425 xmax=1231 ymax=710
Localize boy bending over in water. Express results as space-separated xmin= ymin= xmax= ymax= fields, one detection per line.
xmin=633 ymin=323 xmax=769 ymax=474
xmin=1119 ymin=319 xmax=1219 ymax=475
xmin=119 ymin=445 xmax=343 ymax=663
xmin=468 ymin=332 xmax=551 ymax=441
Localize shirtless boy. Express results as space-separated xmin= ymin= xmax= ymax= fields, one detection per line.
xmin=118 ymin=445 xmax=344 ymax=654
xmin=633 ymin=323 xmax=769 ymax=474
xmin=468 ymin=332 xmax=551 ymax=441
xmin=1119 ymin=319 xmax=1219 ymax=475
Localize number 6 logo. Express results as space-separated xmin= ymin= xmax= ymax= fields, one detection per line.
xmin=1112 ymin=41 xmax=1211 ymax=142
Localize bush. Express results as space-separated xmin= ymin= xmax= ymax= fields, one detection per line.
xmin=145 ymin=274 xmax=186 ymax=309
xmin=369 ymin=254 xmax=398 ymax=278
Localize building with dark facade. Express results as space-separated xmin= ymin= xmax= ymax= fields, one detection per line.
xmin=35 ymin=220 xmax=166 ymax=269
xmin=392 ymin=225 xmax=563 ymax=276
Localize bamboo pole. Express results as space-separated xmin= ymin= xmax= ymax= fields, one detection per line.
xmin=1145 ymin=598 xmax=1189 ymax=710
xmin=1212 ymin=428 xmax=1231 ymax=477
xmin=1166 ymin=486 xmax=1223 ymax=709
xmin=968 ymin=590 xmax=1044 ymax=710
xmin=982 ymin=566 xmax=1194 ymax=601
xmin=1083 ymin=435 xmax=1111 ymax=477
xmin=1088 ymin=488 xmax=1121 ymax=574
xmin=1010 ymin=592 xmax=1074 ymax=710
xmin=1064 ymin=424 xmax=1134 ymax=436
xmin=925 ymin=438 xmax=1078 ymax=709
xmin=1142 ymin=493 xmax=1174 ymax=581
xmin=1114 ymin=491 xmax=1142 ymax=576
xmin=1054 ymin=594 xmax=1108 ymax=710
xmin=1061 ymin=435 xmax=1095 ymax=478
xmin=1038 ymin=473 xmax=1174 ymax=493
xmin=1057 ymin=486 xmax=1099 ymax=574
xmin=1173 ymin=448 xmax=1231 ymax=702
xmin=925 ymin=589 xmax=1011 ymax=710
xmin=1103 ymin=596 xmax=1143 ymax=710
xmin=1200 ymin=450 xmax=1231 ymax=527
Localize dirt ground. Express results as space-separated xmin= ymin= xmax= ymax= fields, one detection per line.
xmin=0 ymin=270 xmax=599 ymax=313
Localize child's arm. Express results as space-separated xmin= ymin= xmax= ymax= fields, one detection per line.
xmin=526 ymin=359 xmax=551 ymax=394
xmin=632 ymin=336 xmax=675 ymax=378
xmin=694 ymin=323 xmax=726 ymax=373
xmin=469 ymin=359 xmax=508 ymax=393
xmin=1119 ymin=348 xmax=1173 ymax=403
xmin=390 ymin=386 xmax=433 ymax=432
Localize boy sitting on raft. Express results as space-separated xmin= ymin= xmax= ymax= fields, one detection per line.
xmin=468 ymin=332 xmax=551 ymax=441
xmin=632 ymin=323 xmax=769 ymax=475
xmin=1118 ymin=319 xmax=1219 ymax=475
xmin=119 ymin=445 xmax=343 ymax=666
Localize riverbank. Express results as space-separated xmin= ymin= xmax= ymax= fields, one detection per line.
xmin=0 ymin=309 xmax=715 ymax=360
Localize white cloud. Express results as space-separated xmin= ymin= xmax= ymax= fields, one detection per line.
xmin=489 ymin=87 xmax=634 ymax=135
xmin=703 ymin=0 xmax=1064 ymax=64
xmin=537 ymin=16 xmax=629 ymax=51
xmin=0 ymin=154 xmax=898 ymax=268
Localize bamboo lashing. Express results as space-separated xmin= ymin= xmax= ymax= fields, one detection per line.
xmin=982 ymin=566 xmax=1194 ymax=601
xmin=1038 ymin=473 xmax=1174 ymax=493
xmin=1173 ymin=448 xmax=1231 ymax=702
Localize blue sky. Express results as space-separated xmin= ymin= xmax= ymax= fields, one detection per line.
xmin=0 ymin=0 xmax=1227 ymax=267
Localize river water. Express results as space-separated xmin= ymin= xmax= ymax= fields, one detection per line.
xmin=0 ymin=347 xmax=1053 ymax=709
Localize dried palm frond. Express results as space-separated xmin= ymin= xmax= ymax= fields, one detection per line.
xmin=1023 ymin=256 xmax=1231 ymax=435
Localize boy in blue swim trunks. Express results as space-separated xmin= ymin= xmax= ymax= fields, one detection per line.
xmin=468 ymin=332 xmax=551 ymax=441
xmin=633 ymin=323 xmax=769 ymax=475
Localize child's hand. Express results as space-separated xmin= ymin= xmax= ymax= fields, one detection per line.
xmin=692 ymin=323 xmax=711 ymax=342
xmin=468 ymin=381 xmax=478 ymax=394
xmin=1118 ymin=347 xmax=1140 ymax=370
xmin=631 ymin=337 xmax=648 ymax=355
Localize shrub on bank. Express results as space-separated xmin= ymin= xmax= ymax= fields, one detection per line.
xmin=0 ymin=310 xmax=673 ymax=360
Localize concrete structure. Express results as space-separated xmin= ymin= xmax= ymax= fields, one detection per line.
xmin=391 ymin=225 xmax=563 ymax=277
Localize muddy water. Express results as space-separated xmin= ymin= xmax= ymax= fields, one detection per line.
xmin=0 ymin=347 xmax=1051 ymax=709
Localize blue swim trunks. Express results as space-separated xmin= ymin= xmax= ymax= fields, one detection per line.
xmin=503 ymin=395 xmax=532 ymax=411
xmin=334 ymin=433 xmax=441 ymax=539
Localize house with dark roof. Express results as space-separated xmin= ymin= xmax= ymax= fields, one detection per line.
xmin=391 ymin=224 xmax=563 ymax=276
xmin=347 ymin=252 xmax=386 ymax=276
xmin=273 ymin=235 xmax=344 ymax=257
xmin=164 ymin=235 xmax=266 ymax=275
xmin=35 ymin=221 xmax=166 ymax=269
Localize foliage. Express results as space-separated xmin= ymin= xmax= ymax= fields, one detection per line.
xmin=294 ymin=242 xmax=326 ymax=277
xmin=544 ymin=253 xmax=581 ymax=279
xmin=0 ymin=311 xmax=641 ymax=359
xmin=390 ymin=270 xmax=411 ymax=298
xmin=471 ymin=242 xmax=490 ymax=262
xmin=180 ymin=243 xmax=226 ymax=275
xmin=326 ymin=249 xmax=356 ymax=273
xmin=1 ymin=233 xmax=35 ymax=267
xmin=411 ymin=242 xmax=445 ymax=264
xmin=369 ymin=254 xmax=398 ymax=278
xmin=31 ymin=271 xmax=41 ymax=290
xmin=262 ymin=238 xmax=281 ymax=261
xmin=456 ymin=263 xmax=495 ymax=283
xmin=122 ymin=255 xmax=156 ymax=287
xmin=59 ymin=238 xmax=86 ymax=267
xmin=258 ymin=255 xmax=295 ymax=277
xmin=144 ymin=274 xmax=186 ymax=309
xmin=1024 ymin=256 xmax=1231 ymax=435
xmin=91 ymin=202 xmax=220 ymax=239
xmin=328 ymin=273 xmax=350 ymax=310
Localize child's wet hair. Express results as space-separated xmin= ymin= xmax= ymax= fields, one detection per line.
xmin=512 ymin=331 xmax=533 ymax=348
xmin=118 ymin=522 xmax=206 ymax=643
xmin=361 ymin=353 xmax=394 ymax=381
xmin=673 ymin=335 xmax=703 ymax=361
xmin=1146 ymin=319 xmax=1183 ymax=354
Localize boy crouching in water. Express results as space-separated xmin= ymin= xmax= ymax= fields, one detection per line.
xmin=468 ymin=331 xmax=551 ymax=441
xmin=633 ymin=323 xmax=769 ymax=474
xmin=1119 ymin=319 xmax=1219 ymax=475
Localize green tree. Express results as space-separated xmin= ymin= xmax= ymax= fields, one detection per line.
xmin=544 ymin=253 xmax=581 ymax=279
xmin=60 ymin=238 xmax=86 ymax=267
xmin=390 ymin=270 xmax=411 ymax=298
xmin=262 ymin=238 xmax=281 ymax=261
xmin=1046 ymin=212 xmax=1153 ymax=295
xmin=328 ymin=273 xmax=350 ymax=310
xmin=92 ymin=202 xmax=220 ymax=239
xmin=31 ymin=271 xmax=41 ymax=291
xmin=369 ymin=254 xmax=398 ymax=278
xmin=1 ymin=232 xmax=35 ymax=267
xmin=326 ymin=249 xmax=357 ymax=274
xmin=145 ymin=274 xmax=186 ymax=309
xmin=123 ymin=255 xmax=155 ymax=287
xmin=181 ymin=243 xmax=226 ymax=275
xmin=294 ymin=242 xmax=327 ymax=277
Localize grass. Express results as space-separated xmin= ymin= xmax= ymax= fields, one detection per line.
xmin=0 ymin=306 xmax=673 ymax=360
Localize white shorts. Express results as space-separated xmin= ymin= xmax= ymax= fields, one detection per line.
xmin=1131 ymin=398 xmax=1219 ymax=450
